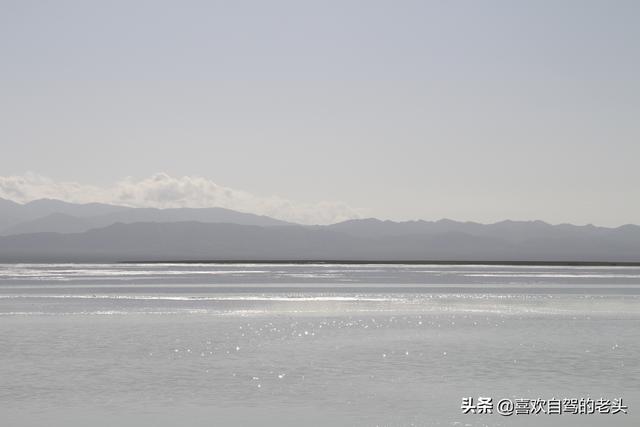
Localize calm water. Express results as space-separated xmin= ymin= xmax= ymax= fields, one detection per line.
xmin=0 ymin=263 xmax=639 ymax=426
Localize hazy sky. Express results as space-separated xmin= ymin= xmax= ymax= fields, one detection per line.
xmin=1 ymin=0 xmax=639 ymax=225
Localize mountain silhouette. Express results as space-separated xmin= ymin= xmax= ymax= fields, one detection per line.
xmin=0 ymin=198 xmax=291 ymax=235
xmin=0 ymin=219 xmax=638 ymax=262
xmin=1 ymin=197 xmax=639 ymax=262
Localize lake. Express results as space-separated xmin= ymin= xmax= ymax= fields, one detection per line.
xmin=1 ymin=263 xmax=638 ymax=426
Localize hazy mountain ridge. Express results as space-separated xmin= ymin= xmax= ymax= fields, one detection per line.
xmin=326 ymin=217 xmax=640 ymax=243
xmin=0 ymin=198 xmax=291 ymax=235
xmin=0 ymin=220 xmax=639 ymax=262
xmin=0 ymin=198 xmax=129 ymax=231
xmin=1 ymin=198 xmax=639 ymax=262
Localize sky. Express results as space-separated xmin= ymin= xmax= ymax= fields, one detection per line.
xmin=1 ymin=0 xmax=639 ymax=225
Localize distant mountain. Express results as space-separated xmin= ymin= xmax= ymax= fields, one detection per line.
xmin=3 ymin=213 xmax=94 ymax=235
xmin=0 ymin=198 xmax=24 ymax=231
xmin=0 ymin=220 xmax=638 ymax=262
xmin=325 ymin=218 xmax=485 ymax=238
xmin=325 ymin=217 xmax=630 ymax=243
xmin=1 ymin=197 xmax=639 ymax=262
xmin=92 ymin=207 xmax=291 ymax=228
xmin=0 ymin=198 xmax=292 ymax=235
xmin=21 ymin=199 xmax=128 ymax=217
xmin=0 ymin=197 xmax=129 ymax=231
xmin=0 ymin=222 xmax=358 ymax=262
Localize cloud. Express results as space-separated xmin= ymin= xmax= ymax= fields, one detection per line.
xmin=0 ymin=172 xmax=362 ymax=225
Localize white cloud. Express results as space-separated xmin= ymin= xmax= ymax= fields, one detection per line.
xmin=0 ymin=172 xmax=362 ymax=225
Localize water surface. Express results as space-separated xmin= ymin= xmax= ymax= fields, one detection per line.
xmin=0 ymin=263 xmax=638 ymax=426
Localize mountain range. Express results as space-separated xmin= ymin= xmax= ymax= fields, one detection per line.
xmin=1 ymin=197 xmax=639 ymax=262
xmin=0 ymin=198 xmax=290 ymax=235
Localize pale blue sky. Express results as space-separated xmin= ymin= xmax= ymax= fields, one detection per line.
xmin=1 ymin=0 xmax=639 ymax=225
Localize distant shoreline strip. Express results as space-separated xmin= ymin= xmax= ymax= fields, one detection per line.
xmin=118 ymin=260 xmax=640 ymax=266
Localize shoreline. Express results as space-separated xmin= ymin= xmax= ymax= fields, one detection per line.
xmin=118 ymin=260 xmax=640 ymax=266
